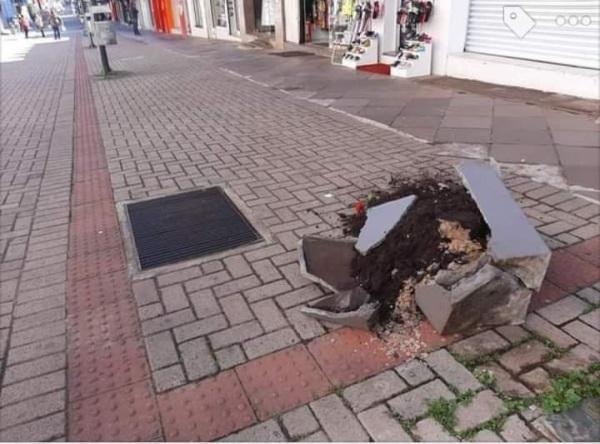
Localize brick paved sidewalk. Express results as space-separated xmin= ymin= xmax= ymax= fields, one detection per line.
xmin=0 ymin=24 xmax=599 ymax=442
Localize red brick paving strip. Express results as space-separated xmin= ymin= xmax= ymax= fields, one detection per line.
xmin=235 ymin=344 xmax=332 ymax=420
xmin=66 ymin=38 xmax=162 ymax=441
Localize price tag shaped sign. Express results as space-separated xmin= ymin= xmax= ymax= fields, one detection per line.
xmin=503 ymin=6 xmax=536 ymax=39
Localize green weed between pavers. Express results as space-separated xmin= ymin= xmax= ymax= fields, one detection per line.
xmin=474 ymin=368 xmax=496 ymax=387
xmin=538 ymin=367 xmax=600 ymax=414
xmin=424 ymin=364 xmax=599 ymax=439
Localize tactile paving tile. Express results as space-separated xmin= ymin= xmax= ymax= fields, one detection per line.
xmin=69 ymin=380 xmax=162 ymax=441
xmin=68 ymin=335 xmax=150 ymax=402
xmin=67 ymin=269 xmax=132 ymax=313
xmin=158 ymin=370 xmax=256 ymax=441
xmin=235 ymin=344 xmax=332 ymax=420
xmin=67 ymin=297 xmax=140 ymax=350
xmin=69 ymin=201 xmax=122 ymax=256
xmin=68 ymin=247 xmax=127 ymax=282
xmin=307 ymin=328 xmax=406 ymax=387
xmin=72 ymin=170 xmax=114 ymax=206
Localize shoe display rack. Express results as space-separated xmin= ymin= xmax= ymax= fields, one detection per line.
xmin=388 ymin=40 xmax=432 ymax=78
xmin=341 ymin=36 xmax=379 ymax=69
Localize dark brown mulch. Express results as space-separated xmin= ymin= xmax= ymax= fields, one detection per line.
xmin=339 ymin=175 xmax=490 ymax=322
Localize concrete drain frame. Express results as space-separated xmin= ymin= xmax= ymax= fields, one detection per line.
xmin=117 ymin=185 xmax=272 ymax=279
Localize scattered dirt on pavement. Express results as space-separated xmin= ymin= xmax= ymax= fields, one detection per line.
xmin=339 ymin=175 xmax=490 ymax=325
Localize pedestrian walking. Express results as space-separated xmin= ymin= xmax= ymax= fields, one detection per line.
xmin=18 ymin=14 xmax=30 ymax=38
xmin=34 ymin=13 xmax=45 ymax=37
xmin=50 ymin=11 xmax=61 ymax=39
xmin=130 ymin=0 xmax=141 ymax=35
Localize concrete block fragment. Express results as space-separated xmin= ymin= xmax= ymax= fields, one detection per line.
xmin=300 ymin=287 xmax=380 ymax=330
xmin=416 ymin=264 xmax=531 ymax=334
xmin=456 ymin=160 xmax=551 ymax=290
xmin=355 ymin=195 xmax=416 ymax=255
xmin=298 ymin=236 xmax=357 ymax=292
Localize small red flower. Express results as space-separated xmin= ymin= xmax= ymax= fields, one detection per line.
xmin=354 ymin=200 xmax=366 ymax=217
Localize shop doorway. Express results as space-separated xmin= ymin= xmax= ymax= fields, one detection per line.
xmin=211 ymin=0 xmax=240 ymax=38
xmin=302 ymin=0 xmax=330 ymax=45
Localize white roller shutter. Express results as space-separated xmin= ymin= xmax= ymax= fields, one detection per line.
xmin=465 ymin=0 xmax=600 ymax=70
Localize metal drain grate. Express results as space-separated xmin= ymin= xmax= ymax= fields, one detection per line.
xmin=269 ymin=51 xmax=315 ymax=57
xmin=127 ymin=187 xmax=261 ymax=270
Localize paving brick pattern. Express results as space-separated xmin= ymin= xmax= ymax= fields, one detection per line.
xmin=1 ymin=22 xmax=599 ymax=442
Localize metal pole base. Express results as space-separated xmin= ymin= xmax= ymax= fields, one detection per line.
xmin=99 ymin=45 xmax=111 ymax=75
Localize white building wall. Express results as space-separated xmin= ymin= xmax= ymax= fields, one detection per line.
xmin=283 ymin=0 xmax=299 ymax=43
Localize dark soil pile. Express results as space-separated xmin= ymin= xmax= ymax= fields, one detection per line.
xmin=340 ymin=175 xmax=490 ymax=323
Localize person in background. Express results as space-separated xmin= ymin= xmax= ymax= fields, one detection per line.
xmin=34 ymin=13 xmax=45 ymax=37
xmin=19 ymin=14 xmax=30 ymax=38
xmin=130 ymin=0 xmax=140 ymax=35
xmin=50 ymin=10 xmax=61 ymax=39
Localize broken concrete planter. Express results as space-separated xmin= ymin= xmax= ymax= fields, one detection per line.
xmin=301 ymin=287 xmax=380 ymax=330
xmin=416 ymin=160 xmax=551 ymax=335
xmin=298 ymin=236 xmax=379 ymax=329
xmin=355 ymin=195 xmax=416 ymax=255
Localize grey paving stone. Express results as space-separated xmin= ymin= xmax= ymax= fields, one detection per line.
xmin=245 ymin=280 xmax=294 ymax=303
xmin=144 ymin=331 xmax=179 ymax=371
xmin=477 ymin=361 xmax=533 ymax=397
xmin=449 ymin=330 xmax=509 ymax=360
xmin=577 ymin=287 xmax=600 ymax=305
xmin=544 ymin=343 xmax=600 ymax=374
xmin=215 ymin=344 xmax=246 ymax=370
xmin=220 ymin=293 xmax=254 ymax=325
xmin=157 ymin=266 xmax=202 ymax=288
xmin=455 ymin=390 xmax=506 ymax=432
xmin=251 ymin=299 xmax=288 ymax=332
xmin=185 ymin=270 xmax=231 ymax=293
xmin=152 ymin=364 xmax=186 ymax=392
xmin=10 ymin=319 xmax=65 ymax=347
xmin=563 ymin=319 xmax=600 ymax=351
xmin=252 ymin=259 xmax=282 ymax=283
xmin=12 ymin=307 xmax=65 ymax=332
xmin=242 ymin=327 xmax=300 ymax=359
xmin=0 ymin=390 xmax=64 ymax=429
xmin=160 ymin=284 xmax=190 ymax=312
xmin=141 ymin=309 xmax=196 ymax=336
xmin=6 ymin=335 xmax=65 ymax=365
xmin=132 ymin=279 xmax=160 ymax=306
xmin=500 ymin=414 xmax=536 ymax=442
xmin=285 ymin=306 xmax=326 ymax=340
xmin=209 ymin=320 xmax=263 ymax=349
xmin=138 ymin=303 xmax=164 ymax=321
xmin=3 ymin=352 xmax=66 ymax=385
xmin=498 ymin=340 xmax=552 ymax=374
xmin=281 ymin=405 xmax=319 ymax=439
xmin=519 ymin=367 xmax=551 ymax=394
xmin=189 ymin=289 xmax=222 ymax=319
xmin=537 ymin=295 xmax=590 ymax=326
xmin=173 ymin=314 xmax=228 ymax=343
xmin=179 ymin=337 xmax=218 ymax=380
xmin=343 ymin=370 xmax=407 ymax=413
xmin=310 ymin=394 xmax=369 ymax=442
xmin=395 ymin=359 xmax=435 ymax=386
xmin=580 ymin=308 xmax=599 ymax=330
xmin=0 ymin=411 xmax=65 ymax=442
xmin=0 ymin=370 xmax=65 ymax=406
xmin=201 ymin=260 xmax=224 ymax=274
xmin=224 ymin=255 xmax=253 ymax=278
xmin=412 ymin=418 xmax=457 ymax=442
xmin=387 ymin=379 xmax=455 ymax=420
xmin=425 ymin=349 xmax=482 ymax=392
xmin=221 ymin=419 xmax=286 ymax=442
xmin=495 ymin=325 xmax=530 ymax=344
xmin=300 ymin=431 xmax=329 ymax=442
xmin=469 ymin=430 xmax=502 ymax=442
xmin=357 ymin=404 xmax=413 ymax=442
xmin=525 ymin=313 xmax=578 ymax=349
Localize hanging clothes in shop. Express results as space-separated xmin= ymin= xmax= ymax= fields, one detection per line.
xmin=316 ymin=0 xmax=329 ymax=30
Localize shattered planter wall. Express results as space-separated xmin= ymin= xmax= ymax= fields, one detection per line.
xmin=415 ymin=160 xmax=551 ymax=334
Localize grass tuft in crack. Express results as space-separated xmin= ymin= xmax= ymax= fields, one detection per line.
xmin=539 ymin=369 xmax=600 ymax=414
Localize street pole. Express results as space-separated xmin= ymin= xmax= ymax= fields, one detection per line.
xmin=99 ymin=44 xmax=111 ymax=75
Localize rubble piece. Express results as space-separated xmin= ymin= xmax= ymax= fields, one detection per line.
xmin=298 ymin=236 xmax=357 ymax=292
xmin=456 ymin=160 xmax=551 ymax=290
xmin=537 ymin=398 xmax=600 ymax=442
xmin=416 ymin=264 xmax=532 ymax=335
xmin=300 ymin=287 xmax=380 ymax=330
xmin=438 ymin=219 xmax=483 ymax=260
xmin=355 ymin=195 xmax=416 ymax=255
